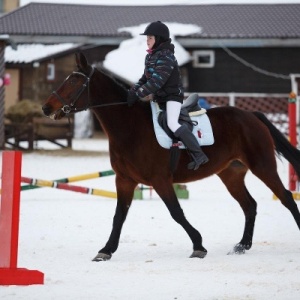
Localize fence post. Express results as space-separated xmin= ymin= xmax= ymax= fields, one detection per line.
xmin=0 ymin=151 xmax=44 ymax=285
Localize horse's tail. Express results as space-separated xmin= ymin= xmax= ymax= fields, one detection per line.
xmin=253 ymin=111 xmax=300 ymax=178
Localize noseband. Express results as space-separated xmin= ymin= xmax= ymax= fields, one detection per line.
xmin=51 ymin=67 xmax=95 ymax=115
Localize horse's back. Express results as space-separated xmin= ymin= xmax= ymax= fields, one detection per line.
xmin=207 ymin=106 xmax=267 ymax=130
xmin=207 ymin=106 xmax=253 ymax=119
xmin=206 ymin=106 xmax=273 ymax=149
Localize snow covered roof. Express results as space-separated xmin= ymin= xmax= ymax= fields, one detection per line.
xmin=1 ymin=3 xmax=300 ymax=44
xmin=5 ymin=43 xmax=81 ymax=63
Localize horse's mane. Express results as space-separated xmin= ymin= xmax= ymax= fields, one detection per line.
xmin=96 ymin=66 xmax=129 ymax=101
xmin=76 ymin=61 xmax=129 ymax=103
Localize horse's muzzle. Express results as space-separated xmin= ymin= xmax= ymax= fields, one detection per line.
xmin=42 ymin=104 xmax=52 ymax=117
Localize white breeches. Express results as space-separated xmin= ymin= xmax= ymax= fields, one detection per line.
xmin=166 ymin=101 xmax=182 ymax=133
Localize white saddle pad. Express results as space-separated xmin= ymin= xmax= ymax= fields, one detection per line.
xmin=151 ymin=101 xmax=215 ymax=149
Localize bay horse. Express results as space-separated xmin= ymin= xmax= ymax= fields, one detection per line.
xmin=42 ymin=52 xmax=300 ymax=261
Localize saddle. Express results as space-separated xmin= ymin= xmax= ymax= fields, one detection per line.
xmin=151 ymin=94 xmax=214 ymax=149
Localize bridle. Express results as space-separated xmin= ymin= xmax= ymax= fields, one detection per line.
xmin=51 ymin=67 xmax=95 ymax=114
xmin=51 ymin=67 xmax=127 ymax=116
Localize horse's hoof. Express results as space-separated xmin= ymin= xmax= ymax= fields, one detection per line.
xmin=92 ymin=252 xmax=112 ymax=262
xmin=227 ymin=243 xmax=246 ymax=255
xmin=189 ymin=249 xmax=207 ymax=258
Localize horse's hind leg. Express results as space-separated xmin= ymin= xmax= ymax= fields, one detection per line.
xmin=249 ymin=156 xmax=300 ymax=231
xmin=153 ymin=180 xmax=207 ymax=258
xmin=218 ymin=161 xmax=257 ymax=254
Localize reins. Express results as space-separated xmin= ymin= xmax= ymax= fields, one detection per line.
xmin=89 ymin=102 xmax=128 ymax=109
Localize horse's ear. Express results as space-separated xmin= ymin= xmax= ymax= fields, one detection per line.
xmin=75 ymin=52 xmax=80 ymax=68
xmin=75 ymin=52 xmax=89 ymax=71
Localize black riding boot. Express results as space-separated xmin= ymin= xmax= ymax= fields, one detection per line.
xmin=174 ymin=124 xmax=209 ymax=170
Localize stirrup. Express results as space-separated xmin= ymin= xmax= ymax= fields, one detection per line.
xmin=187 ymin=156 xmax=209 ymax=170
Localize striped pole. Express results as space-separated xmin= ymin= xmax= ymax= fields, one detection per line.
xmin=288 ymin=92 xmax=297 ymax=191
xmin=21 ymin=176 xmax=117 ymax=199
xmin=21 ymin=170 xmax=115 ymax=191
xmin=0 ymin=41 xmax=5 ymax=149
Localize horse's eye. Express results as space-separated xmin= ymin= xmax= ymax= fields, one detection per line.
xmin=69 ymin=79 xmax=77 ymax=85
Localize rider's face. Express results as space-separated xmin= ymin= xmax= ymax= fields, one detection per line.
xmin=147 ymin=35 xmax=155 ymax=49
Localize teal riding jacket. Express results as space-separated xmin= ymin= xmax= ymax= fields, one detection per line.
xmin=132 ymin=39 xmax=184 ymax=106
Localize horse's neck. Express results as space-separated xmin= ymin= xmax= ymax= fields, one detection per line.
xmin=93 ymin=104 xmax=153 ymax=147
xmin=91 ymin=70 xmax=153 ymax=146
xmin=93 ymin=70 xmax=127 ymax=104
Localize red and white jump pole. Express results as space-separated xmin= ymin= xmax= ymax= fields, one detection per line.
xmin=0 ymin=151 xmax=44 ymax=285
xmin=288 ymin=92 xmax=298 ymax=191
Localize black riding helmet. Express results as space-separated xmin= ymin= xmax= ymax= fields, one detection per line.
xmin=140 ymin=21 xmax=170 ymax=49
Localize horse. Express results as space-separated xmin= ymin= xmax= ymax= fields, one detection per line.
xmin=42 ymin=52 xmax=300 ymax=261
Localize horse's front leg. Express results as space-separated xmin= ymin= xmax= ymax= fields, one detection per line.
xmin=92 ymin=176 xmax=136 ymax=261
xmin=153 ymin=180 xmax=207 ymax=258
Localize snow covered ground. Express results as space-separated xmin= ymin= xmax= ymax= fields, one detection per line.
xmin=1 ymin=137 xmax=300 ymax=299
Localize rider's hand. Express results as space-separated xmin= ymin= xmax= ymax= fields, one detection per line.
xmin=127 ymin=90 xmax=139 ymax=107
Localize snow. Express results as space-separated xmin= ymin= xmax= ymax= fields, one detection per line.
xmin=4 ymin=44 xmax=80 ymax=64
xmin=1 ymin=137 xmax=300 ymax=299
xmin=103 ymin=23 xmax=201 ymax=83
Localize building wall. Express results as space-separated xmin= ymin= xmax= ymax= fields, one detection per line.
xmin=186 ymin=47 xmax=298 ymax=93
xmin=20 ymin=54 xmax=76 ymax=104
xmin=2 ymin=0 xmax=19 ymax=13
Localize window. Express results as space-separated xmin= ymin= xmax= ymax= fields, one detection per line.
xmin=47 ymin=63 xmax=55 ymax=81
xmin=180 ymin=67 xmax=189 ymax=90
xmin=192 ymin=50 xmax=215 ymax=68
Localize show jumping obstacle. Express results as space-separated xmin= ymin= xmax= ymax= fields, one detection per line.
xmin=0 ymin=169 xmax=117 ymax=198
xmin=21 ymin=176 xmax=117 ymax=198
xmin=21 ymin=170 xmax=115 ymax=191
xmin=273 ymin=92 xmax=300 ymax=200
xmin=288 ymin=92 xmax=299 ymax=193
xmin=134 ymin=184 xmax=189 ymax=200
xmin=0 ymin=151 xmax=44 ymax=285
xmin=0 ymin=151 xmax=117 ymax=285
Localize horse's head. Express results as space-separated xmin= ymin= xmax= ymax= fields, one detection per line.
xmin=42 ymin=52 xmax=94 ymax=120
